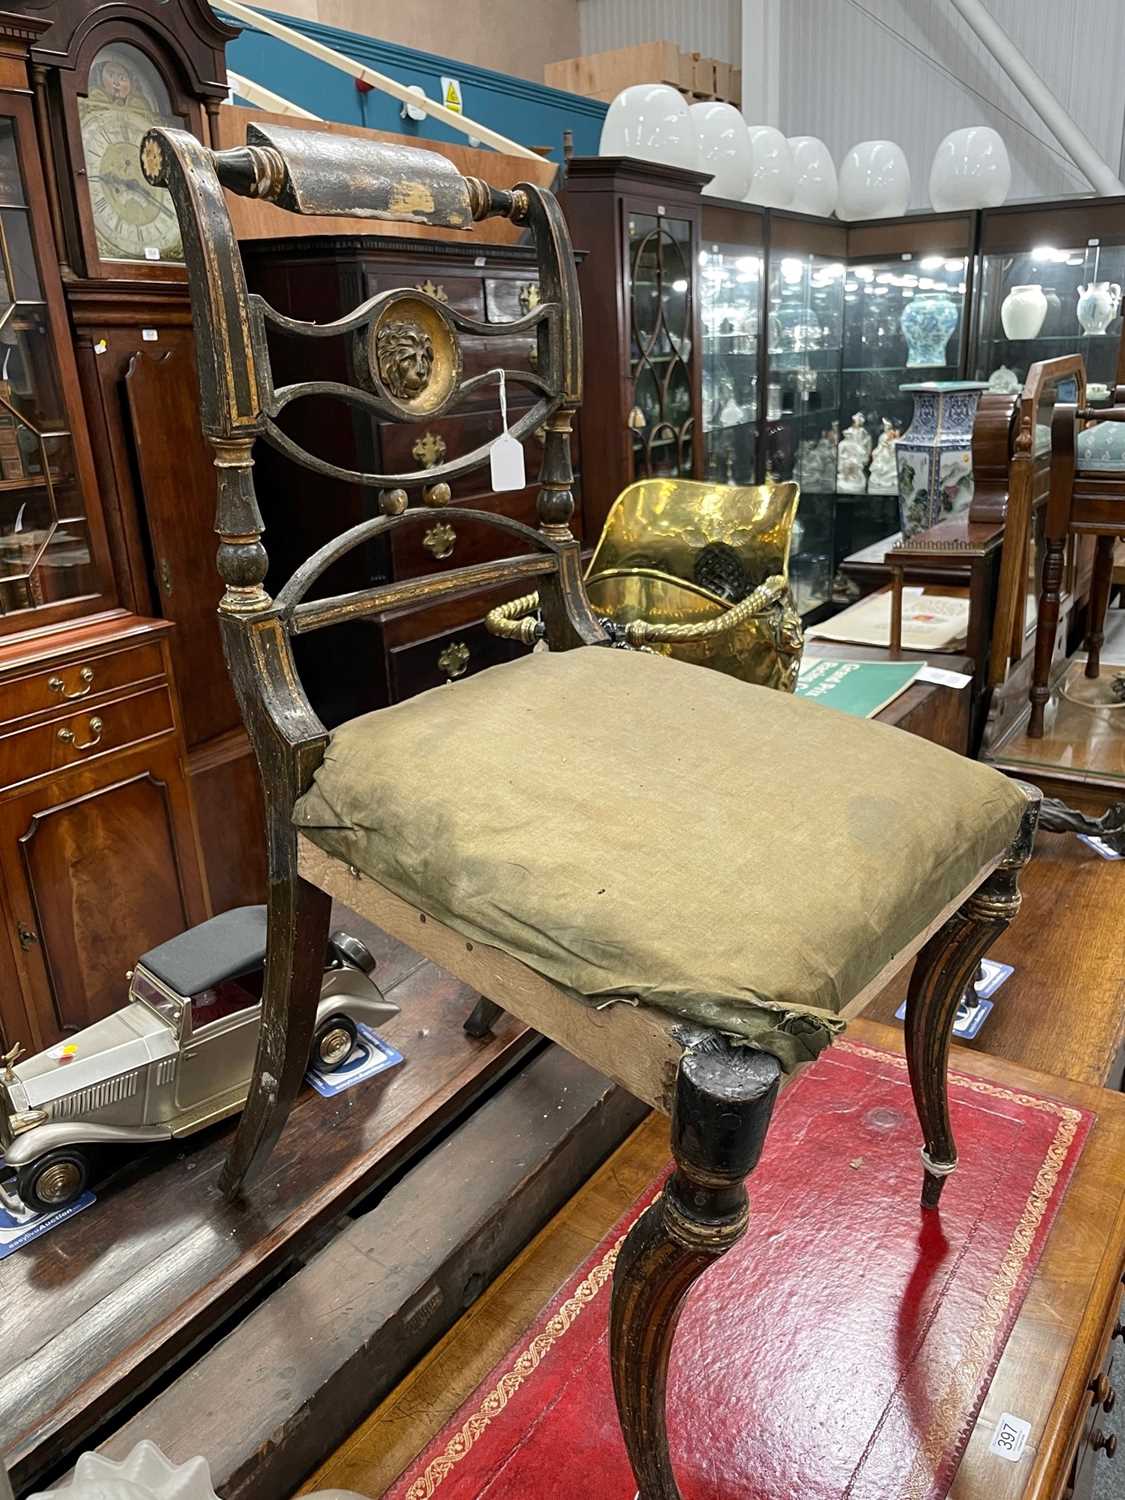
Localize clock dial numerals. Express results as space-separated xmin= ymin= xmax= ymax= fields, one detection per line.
xmin=78 ymin=42 xmax=186 ymax=266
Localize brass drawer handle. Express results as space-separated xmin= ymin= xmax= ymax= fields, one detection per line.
xmin=58 ymin=715 xmax=103 ymax=751
xmin=423 ymin=481 xmax=452 ymax=507
xmin=1092 ymin=1428 xmax=1117 ymax=1459
xmin=438 ymin=642 xmax=469 ymax=680
xmin=423 ymin=522 xmax=456 ymax=560
xmin=48 ymin=666 xmax=94 ymax=700
xmin=412 ymin=430 xmax=447 ymax=467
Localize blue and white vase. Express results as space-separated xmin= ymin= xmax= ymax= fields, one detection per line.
xmin=899 ymin=293 xmax=959 ymax=368
xmin=894 ymin=381 xmax=987 ymax=537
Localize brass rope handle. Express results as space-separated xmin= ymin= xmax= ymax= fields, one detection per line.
xmin=58 ymin=715 xmax=104 ymax=752
xmin=484 ymin=576 xmax=790 ymax=646
xmin=622 ymin=575 xmax=790 ymax=644
xmin=48 ymin=666 xmax=94 ymax=700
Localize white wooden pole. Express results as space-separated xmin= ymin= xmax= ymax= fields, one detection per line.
xmin=949 ymin=0 xmax=1124 ymax=195
xmin=212 ymin=0 xmax=541 ymax=162
xmin=227 ymin=70 xmax=322 ymax=119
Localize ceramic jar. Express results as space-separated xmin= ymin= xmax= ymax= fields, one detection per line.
xmin=1000 ymin=284 xmax=1047 ymax=340
xmin=836 ymin=140 xmax=911 ymax=220
xmin=690 ymin=100 xmax=751 ymax=200
xmin=599 ymin=85 xmax=698 ymax=170
xmin=894 ymin=381 xmax=988 ymax=537
xmin=928 ymin=127 xmax=1011 ymax=210
xmin=788 ymin=135 xmax=837 ymax=216
xmin=899 ymin=293 xmax=959 ymax=368
xmin=1076 ymin=281 xmax=1122 ymax=336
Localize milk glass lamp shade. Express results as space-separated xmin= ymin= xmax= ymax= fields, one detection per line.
xmin=837 ymin=140 xmax=911 ymax=220
xmin=690 ymin=101 xmax=752 ymax=199
xmin=788 ymin=135 xmax=837 ymax=216
xmin=929 ymin=127 xmax=1010 ymax=210
xmin=744 ymin=125 xmax=795 ymax=208
xmin=600 ymin=84 xmax=699 ymax=170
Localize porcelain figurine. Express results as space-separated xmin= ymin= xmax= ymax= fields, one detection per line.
xmin=1000 ymin=284 xmax=1047 ymax=340
xmin=867 ymin=418 xmax=900 ymax=493
xmin=836 ymin=140 xmax=911 ymax=220
xmin=788 ymin=135 xmax=837 ymax=216
xmin=1076 ymin=280 xmax=1122 ymax=336
xmin=836 ymin=415 xmax=870 ymax=493
xmin=894 ymin=381 xmax=987 ymax=537
xmin=987 ymin=364 xmax=1021 ymax=394
xmin=900 ymin=293 xmax=959 ymax=368
xmin=599 ymin=84 xmax=698 ymax=170
xmin=691 ymin=100 xmax=752 ymax=200
xmin=744 ymin=125 xmax=795 ymax=208
xmin=928 ymin=127 xmax=1011 ymax=211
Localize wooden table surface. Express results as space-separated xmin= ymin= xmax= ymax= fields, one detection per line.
xmin=305 ymin=1018 xmax=1125 ymax=1500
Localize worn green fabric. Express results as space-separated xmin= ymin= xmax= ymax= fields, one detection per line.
xmin=294 ymin=648 xmax=1028 ymax=1068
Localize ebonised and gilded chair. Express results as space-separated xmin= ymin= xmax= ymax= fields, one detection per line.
xmin=144 ymin=121 xmax=1040 ymax=1500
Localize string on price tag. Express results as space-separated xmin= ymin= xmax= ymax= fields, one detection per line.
xmin=488 ymin=367 xmax=525 ymax=492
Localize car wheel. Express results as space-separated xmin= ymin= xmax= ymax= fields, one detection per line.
xmin=312 ymin=1013 xmax=358 ymax=1072
xmin=327 ymin=932 xmax=376 ymax=975
xmin=18 ymin=1148 xmax=89 ymax=1215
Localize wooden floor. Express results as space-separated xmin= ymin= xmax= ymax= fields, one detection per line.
xmin=304 ymin=827 xmax=1125 ymax=1497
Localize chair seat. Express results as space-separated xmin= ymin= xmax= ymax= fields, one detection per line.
xmin=294 ymin=648 xmax=1027 ymax=1068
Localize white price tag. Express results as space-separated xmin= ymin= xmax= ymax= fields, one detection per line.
xmin=917 ymin=665 xmax=972 ymax=689
xmin=989 ymin=1413 xmax=1031 ymax=1463
xmin=94 ymin=338 xmax=107 ymax=355
xmin=143 ymin=246 xmax=160 ymax=261
xmin=489 ymin=367 xmax=525 ymax=491
xmin=141 ymin=328 xmax=159 ymax=342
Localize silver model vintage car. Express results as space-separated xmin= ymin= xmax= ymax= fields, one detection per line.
xmin=0 ymin=905 xmax=397 ymax=1214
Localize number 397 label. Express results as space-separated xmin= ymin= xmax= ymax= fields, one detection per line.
xmin=989 ymin=1412 xmax=1031 ymax=1462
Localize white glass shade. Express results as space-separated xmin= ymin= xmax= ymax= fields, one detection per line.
xmin=788 ymin=135 xmax=837 ymax=216
xmin=599 ymin=84 xmax=698 ymax=170
xmin=836 ymin=140 xmax=911 ymax=220
xmin=929 ymin=127 xmax=1011 ymax=211
xmin=690 ymin=100 xmax=752 ymax=199
xmin=744 ymin=125 xmax=794 ymax=208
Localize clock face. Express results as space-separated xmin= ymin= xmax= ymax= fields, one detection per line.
xmin=78 ymin=43 xmax=185 ymax=265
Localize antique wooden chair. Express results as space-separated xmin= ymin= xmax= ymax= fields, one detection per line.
xmin=1030 ymin=392 xmax=1125 ymax=737
xmin=144 ymin=122 xmax=1040 ymax=1500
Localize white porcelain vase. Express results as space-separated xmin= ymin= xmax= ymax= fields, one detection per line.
xmin=1000 ymin=283 xmax=1047 ymax=340
xmin=836 ymin=140 xmax=911 ymax=220
xmin=599 ymin=84 xmax=698 ymax=171
xmin=1076 ymin=281 xmax=1122 ymax=336
xmin=929 ymin=127 xmax=1011 ymax=211
xmin=788 ymin=135 xmax=837 ymax=216
xmin=690 ymin=101 xmax=751 ymax=199
xmin=744 ymin=125 xmax=794 ymax=208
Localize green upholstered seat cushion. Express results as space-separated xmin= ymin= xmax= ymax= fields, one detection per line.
xmin=294 ymin=647 xmax=1028 ymax=1068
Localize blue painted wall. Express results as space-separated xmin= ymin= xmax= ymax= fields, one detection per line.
xmin=226 ymin=10 xmax=606 ymax=165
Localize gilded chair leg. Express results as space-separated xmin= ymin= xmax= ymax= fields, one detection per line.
xmin=610 ymin=1043 xmax=781 ymax=1500
xmin=463 ymin=997 xmax=504 ymax=1038
xmin=219 ymin=864 xmax=332 ymax=1199
xmin=904 ymin=784 xmax=1041 ymax=1209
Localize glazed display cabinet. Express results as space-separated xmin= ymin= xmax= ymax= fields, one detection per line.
xmin=973 ymin=196 xmax=1125 ymax=393
xmin=698 ymin=203 xmax=764 ymax=487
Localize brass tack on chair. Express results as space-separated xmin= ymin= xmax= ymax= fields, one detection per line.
xmin=423 ymin=481 xmax=452 ymax=507
xmin=379 ymin=488 xmax=408 ymax=516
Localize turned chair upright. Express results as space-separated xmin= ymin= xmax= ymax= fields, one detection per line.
xmin=145 ymin=121 xmax=1040 ymax=1500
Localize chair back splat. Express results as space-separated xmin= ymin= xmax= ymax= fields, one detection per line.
xmin=141 ymin=122 xmax=604 ymax=1194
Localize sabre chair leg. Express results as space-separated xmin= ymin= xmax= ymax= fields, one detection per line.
xmin=904 ymin=784 xmax=1041 ymax=1210
xmin=610 ymin=1042 xmax=781 ymax=1500
xmin=463 ymin=996 xmax=505 ymax=1039
xmin=219 ymin=860 xmax=332 ymax=1199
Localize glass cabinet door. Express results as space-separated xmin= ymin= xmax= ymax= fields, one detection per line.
xmin=0 ymin=114 xmax=107 ymax=623
xmin=627 ymin=210 xmax=695 ymax=479
xmin=974 ymin=241 xmax=1125 ymax=393
xmin=839 ymin=252 xmax=969 ymax=563
xmin=699 ymin=239 xmax=761 ymax=484
xmin=764 ymin=252 xmax=844 ymax=615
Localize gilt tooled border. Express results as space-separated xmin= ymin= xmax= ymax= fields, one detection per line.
xmin=401 ymin=1045 xmax=1082 ymax=1498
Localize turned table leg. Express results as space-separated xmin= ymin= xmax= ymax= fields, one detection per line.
xmin=1029 ymin=536 xmax=1067 ymax=738
xmin=1086 ymin=534 xmax=1116 ymax=680
xmin=904 ymin=784 xmax=1041 ymax=1208
xmin=609 ymin=1042 xmax=781 ymax=1500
